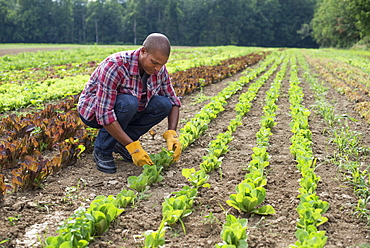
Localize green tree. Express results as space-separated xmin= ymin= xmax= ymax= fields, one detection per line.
xmin=175 ymin=0 xmax=211 ymax=45
xmin=100 ymin=0 xmax=125 ymax=43
xmin=16 ymin=0 xmax=55 ymax=42
xmin=122 ymin=0 xmax=149 ymax=45
xmin=205 ymin=0 xmax=243 ymax=45
xmin=86 ymin=0 xmax=125 ymax=44
xmin=274 ymin=0 xmax=318 ymax=47
xmin=0 ymin=0 xmax=324 ymax=47
xmin=161 ymin=0 xmax=184 ymax=44
xmin=236 ymin=0 xmax=276 ymax=47
xmin=345 ymin=0 xmax=370 ymax=38
xmin=49 ymin=0 xmax=74 ymax=43
xmin=311 ymin=0 xmax=360 ymax=47
xmin=0 ymin=0 xmax=17 ymax=42
xmin=72 ymin=0 xmax=88 ymax=43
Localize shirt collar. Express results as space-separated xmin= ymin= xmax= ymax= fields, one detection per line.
xmin=129 ymin=48 xmax=141 ymax=76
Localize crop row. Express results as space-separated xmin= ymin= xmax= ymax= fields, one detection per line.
xmin=0 ymin=46 xmax=126 ymax=71
xmin=305 ymin=51 xmax=370 ymax=123
xmin=297 ymin=52 xmax=370 ymax=227
xmin=307 ymin=49 xmax=370 ymax=75
xmin=217 ymin=51 xmax=288 ymax=247
xmin=0 ymin=46 xmax=260 ymax=90
xmin=142 ymin=51 xmax=284 ymax=248
xmin=309 ymin=57 xmax=370 ymax=98
xmin=40 ymin=51 xmax=282 ymax=247
xmin=288 ymin=55 xmax=329 ymax=247
xmin=0 ymin=61 xmax=97 ymax=86
xmin=0 ymin=96 xmax=94 ymax=199
xmin=303 ymin=51 xmax=370 ymax=124
xmin=306 ymin=57 xmax=364 ymax=102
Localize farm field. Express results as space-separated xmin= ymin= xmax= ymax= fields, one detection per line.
xmin=0 ymin=45 xmax=370 ymax=248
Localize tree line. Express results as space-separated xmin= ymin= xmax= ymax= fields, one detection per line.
xmin=0 ymin=0 xmax=368 ymax=48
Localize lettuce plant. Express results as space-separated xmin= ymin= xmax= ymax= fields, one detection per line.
xmin=226 ymin=181 xmax=275 ymax=215
xmin=143 ymin=222 xmax=167 ymax=248
xmin=128 ymin=174 xmax=150 ymax=192
xmin=45 ymin=190 xmax=130 ymax=248
xmin=182 ymin=168 xmax=210 ymax=189
xmin=162 ymin=195 xmax=193 ymax=234
xmin=149 ymin=148 xmax=175 ymax=170
xmin=296 ymin=202 xmax=328 ymax=229
xmin=128 ymin=164 xmax=163 ymax=192
xmin=88 ymin=196 xmax=124 ymax=234
xmin=116 ymin=189 xmax=136 ymax=208
xmin=291 ymin=226 xmax=327 ymax=248
xmin=200 ymin=155 xmax=223 ymax=173
xmin=216 ymin=214 xmax=248 ymax=248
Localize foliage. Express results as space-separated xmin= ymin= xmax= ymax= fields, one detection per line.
xmin=181 ymin=168 xmax=210 ymax=189
xmin=226 ymin=181 xmax=275 ymax=215
xmin=311 ymin=0 xmax=360 ymax=47
xmin=345 ymin=0 xmax=370 ymax=38
xmin=143 ymin=223 xmax=167 ymax=248
xmin=216 ymin=214 xmax=248 ymax=248
xmin=288 ymin=54 xmax=329 ymax=247
xmin=44 ymin=190 xmax=135 ymax=248
xmin=0 ymin=0 xmax=317 ymax=47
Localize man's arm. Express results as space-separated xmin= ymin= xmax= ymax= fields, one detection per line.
xmin=167 ymin=105 xmax=180 ymax=130
xmin=103 ymin=121 xmax=133 ymax=146
xmin=104 ymin=121 xmax=153 ymax=166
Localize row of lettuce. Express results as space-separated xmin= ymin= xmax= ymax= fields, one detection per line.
xmin=300 ymin=49 xmax=370 ymax=229
xmin=288 ymin=56 xmax=329 ymax=247
xmin=298 ymin=52 xmax=370 ymax=228
xmin=302 ymin=49 xmax=370 ymax=124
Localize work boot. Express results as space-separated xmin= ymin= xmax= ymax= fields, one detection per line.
xmin=93 ymin=149 xmax=116 ymax=173
xmin=113 ymin=142 xmax=133 ymax=162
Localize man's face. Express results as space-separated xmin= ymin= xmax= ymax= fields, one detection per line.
xmin=139 ymin=47 xmax=168 ymax=75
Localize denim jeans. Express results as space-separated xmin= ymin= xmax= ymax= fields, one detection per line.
xmin=79 ymin=94 xmax=172 ymax=156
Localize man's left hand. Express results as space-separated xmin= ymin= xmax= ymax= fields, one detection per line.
xmin=163 ymin=130 xmax=181 ymax=161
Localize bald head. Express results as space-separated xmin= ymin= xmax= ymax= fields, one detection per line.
xmin=142 ymin=33 xmax=171 ymax=57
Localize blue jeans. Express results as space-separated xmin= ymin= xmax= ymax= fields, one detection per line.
xmin=80 ymin=94 xmax=172 ymax=156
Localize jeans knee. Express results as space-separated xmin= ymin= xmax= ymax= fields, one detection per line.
xmin=115 ymin=94 xmax=138 ymax=113
xmin=149 ymin=95 xmax=172 ymax=116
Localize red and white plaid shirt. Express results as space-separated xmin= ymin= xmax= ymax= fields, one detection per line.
xmin=78 ymin=48 xmax=181 ymax=126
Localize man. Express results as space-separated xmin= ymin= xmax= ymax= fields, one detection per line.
xmin=78 ymin=33 xmax=181 ymax=173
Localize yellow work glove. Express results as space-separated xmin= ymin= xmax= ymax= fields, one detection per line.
xmin=163 ymin=130 xmax=182 ymax=162
xmin=125 ymin=141 xmax=154 ymax=167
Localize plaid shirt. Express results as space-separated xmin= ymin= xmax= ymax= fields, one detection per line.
xmin=78 ymin=48 xmax=181 ymax=126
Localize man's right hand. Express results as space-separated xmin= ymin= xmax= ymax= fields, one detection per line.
xmin=125 ymin=141 xmax=154 ymax=167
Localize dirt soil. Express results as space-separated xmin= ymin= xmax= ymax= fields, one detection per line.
xmin=1 ymin=53 xmax=370 ymax=248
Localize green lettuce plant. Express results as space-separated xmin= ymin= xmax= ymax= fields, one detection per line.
xmin=226 ymin=181 xmax=275 ymax=216
xmin=216 ymin=214 xmax=248 ymax=248
xmin=182 ymin=168 xmax=210 ymax=189
xmin=143 ymin=222 xmax=167 ymax=248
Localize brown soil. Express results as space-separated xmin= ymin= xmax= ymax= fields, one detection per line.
xmin=1 ymin=51 xmax=370 ymax=248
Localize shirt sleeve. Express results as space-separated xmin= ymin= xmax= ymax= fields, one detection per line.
xmin=95 ymin=60 xmax=121 ymax=126
xmin=159 ymin=66 xmax=182 ymax=107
